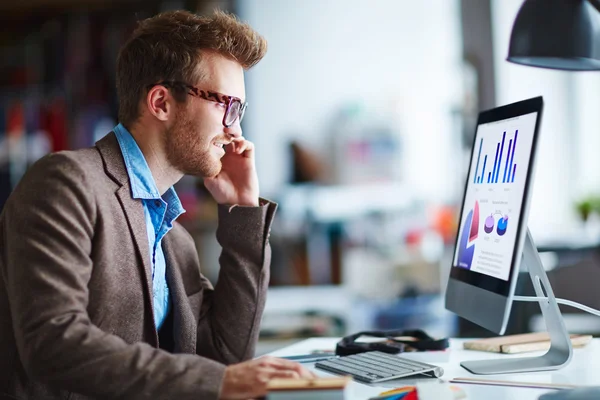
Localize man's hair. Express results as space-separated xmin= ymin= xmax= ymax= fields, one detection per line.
xmin=116 ymin=10 xmax=267 ymax=126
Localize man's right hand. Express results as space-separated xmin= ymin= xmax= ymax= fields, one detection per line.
xmin=219 ymin=356 xmax=317 ymax=399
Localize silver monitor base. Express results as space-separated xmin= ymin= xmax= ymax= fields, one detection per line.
xmin=460 ymin=229 xmax=573 ymax=374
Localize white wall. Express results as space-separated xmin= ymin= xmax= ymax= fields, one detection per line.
xmin=238 ymin=0 xmax=463 ymax=201
xmin=491 ymin=0 xmax=578 ymax=239
xmin=573 ymin=73 xmax=600 ymax=200
xmin=491 ymin=0 xmax=600 ymax=240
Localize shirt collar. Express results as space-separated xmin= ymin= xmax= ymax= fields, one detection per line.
xmin=113 ymin=123 xmax=162 ymax=199
xmin=113 ymin=124 xmax=185 ymax=218
xmin=113 ymin=124 xmax=186 ymax=218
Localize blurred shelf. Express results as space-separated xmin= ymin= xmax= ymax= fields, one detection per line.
xmin=278 ymin=182 xmax=416 ymax=223
xmin=0 ymin=0 xmax=226 ymax=13
xmin=265 ymin=286 xmax=353 ymax=315
xmin=0 ymin=0 xmax=150 ymax=13
xmin=262 ymin=286 xmax=457 ymax=339
xmin=274 ymin=183 xmax=418 ymax=285
xmin=535 ymin=233 xmax=600 ymax=253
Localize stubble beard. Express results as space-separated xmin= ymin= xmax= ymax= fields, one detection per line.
xmin=165 ymin=108 xmax=222 ymax=178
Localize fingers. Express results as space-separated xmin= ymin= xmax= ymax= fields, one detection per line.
xmin=258 ymin=369 xmax=301 ymax=382
xmin=257 ymin=356 xmax=300 ymax=370
xmin=257 ymin=357 xmax=317 ymax=379
xmin=268 ymin=359 xmax=315 ymax=379
xmin=221 ymin=358 xmax=319 ymax=399
xmin=227 ymin=137 xmax=255 ymax=159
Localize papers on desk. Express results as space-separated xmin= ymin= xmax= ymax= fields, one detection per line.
xmin=267 ymin=377 xmax=350 ymax=399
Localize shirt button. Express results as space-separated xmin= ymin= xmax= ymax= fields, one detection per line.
xmin=154 ymin=200 xmax=161 ymax=207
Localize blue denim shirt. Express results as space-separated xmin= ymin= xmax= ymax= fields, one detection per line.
xmin=113 ymin=124 xmax=185 ymax=330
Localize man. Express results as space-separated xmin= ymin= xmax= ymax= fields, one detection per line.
xmin=0 ymin=10 xmax=313 ymax=400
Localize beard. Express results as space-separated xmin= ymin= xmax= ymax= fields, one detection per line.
xmin=164 ymin=108 xmax=222 ymax=178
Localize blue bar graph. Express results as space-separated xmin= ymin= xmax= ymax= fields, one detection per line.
xmin=473 ymin=129 xmax=519 ymax=185
xmin=503 ymin=140 xmax=513 ymax=183
xmin=474 ymin=138 xmax=483 ymax=184
xmin=492 ymin=143 xmax=500 ymax=183
xmin=481 ymin=156 xmax=487 ymax=184
xmin=495 ymin=132 xmax=506 ymax=183
xmin=507 ymin=130 xmax=518 ymax=182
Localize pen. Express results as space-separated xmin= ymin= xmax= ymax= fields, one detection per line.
xmin=450 ymin=377 xmax=579 ymax=390
xmin=279 ymin=353 xmax=337 ymax=363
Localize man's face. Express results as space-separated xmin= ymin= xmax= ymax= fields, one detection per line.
xmin=165 ymin=53 xmax=245 ymax=177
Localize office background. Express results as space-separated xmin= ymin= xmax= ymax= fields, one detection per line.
xmin=2 ymin=0 xmax=600 ymax=354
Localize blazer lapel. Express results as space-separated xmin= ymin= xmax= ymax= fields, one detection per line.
xmin=163 ymin=237 xmax=197 ymax=354
xmin=96 ymin=132 xmax=158 ymax=346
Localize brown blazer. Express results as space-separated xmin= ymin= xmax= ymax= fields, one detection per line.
xmin=0 ymin=132 xmax=276 ymax=400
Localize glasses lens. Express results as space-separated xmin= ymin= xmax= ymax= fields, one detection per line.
xmin=239 ymin=102 xmax=248 ymax=123
xmin=225 ymin=101 xmax=241 ymax=126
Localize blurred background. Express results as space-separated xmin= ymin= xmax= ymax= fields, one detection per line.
xmin=3 ymin=0 xmax=600 ymax=354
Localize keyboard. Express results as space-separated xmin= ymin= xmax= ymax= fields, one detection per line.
xmin=315 ymin=351 xmax=444 ymax=384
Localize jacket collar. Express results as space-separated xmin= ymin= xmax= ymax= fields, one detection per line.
xmin=96 ymin=131 xmax=129 ymax=187
xmin=95 ymin=131 xmax=159 ymax=345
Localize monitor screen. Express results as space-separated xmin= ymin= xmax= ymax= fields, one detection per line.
xmin=446 ymin=96 xmax=543 ymax=333
xmin=452 ymin=112 xmax=538 ymax=281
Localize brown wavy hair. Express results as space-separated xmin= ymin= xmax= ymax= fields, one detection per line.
xmin=116 ymin=10 xmax=267 ymax=126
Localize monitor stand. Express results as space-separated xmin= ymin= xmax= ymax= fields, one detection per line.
xmin=460 ymin=229 xmax=573 ymax=374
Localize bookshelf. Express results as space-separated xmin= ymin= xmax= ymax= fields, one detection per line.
xmin=0 ymin=0 xmax=230 ymax=209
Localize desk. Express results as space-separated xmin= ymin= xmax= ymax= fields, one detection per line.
xmin=268 ymin=337 xmax=600 ymax=400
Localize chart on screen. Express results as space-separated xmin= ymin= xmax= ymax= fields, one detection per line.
xmin=453 ymin=112 xmax=537 ymax=281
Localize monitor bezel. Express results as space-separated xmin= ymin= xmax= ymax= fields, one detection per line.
xmin=449 ymin=96 xmax=544 ymax=297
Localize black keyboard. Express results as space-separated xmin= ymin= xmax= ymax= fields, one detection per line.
xmin=315 ymin=351 xmax=444 ymax=384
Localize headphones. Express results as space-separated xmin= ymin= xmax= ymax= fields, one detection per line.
xmin=335 ymin=329 xmax=449 ymax=356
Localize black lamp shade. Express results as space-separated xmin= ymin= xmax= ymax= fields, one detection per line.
xmin=507 ymin=0 xmax=600 ymax=71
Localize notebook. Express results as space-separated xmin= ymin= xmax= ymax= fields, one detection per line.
xmin=266 ymin=377 xmax=350 ymax=400
xmin=464 ymin=332 xmax=592 ymax=354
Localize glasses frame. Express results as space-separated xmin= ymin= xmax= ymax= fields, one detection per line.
xmin=151 ymin=81 xmax=247 ymax=128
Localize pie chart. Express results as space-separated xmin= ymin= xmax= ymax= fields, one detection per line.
xmin=457 ymin=201 xmax=479 ymax=269
xmin=484 ymin=215 xmax=494 ymax=234
xmin=497 ymin=215 xmax=508 ymax=236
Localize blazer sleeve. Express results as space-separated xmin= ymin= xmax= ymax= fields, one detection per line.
xmin=195 ymin=200 xmax=277 ymax=364
xmin=1 ymin=153 xmax=227 ymax=400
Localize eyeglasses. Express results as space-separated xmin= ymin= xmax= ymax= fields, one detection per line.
xmin=152 ymin=81 xmax=247 ymax=128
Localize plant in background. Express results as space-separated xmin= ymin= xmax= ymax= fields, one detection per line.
xmin=575 ymin=196 xmax=600 ymax=222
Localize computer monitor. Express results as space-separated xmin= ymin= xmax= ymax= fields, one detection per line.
xmin=445 ymin=96 xmax=573 ymax=374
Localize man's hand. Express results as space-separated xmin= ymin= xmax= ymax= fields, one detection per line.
xmin=204 ymin=137 xmax=260 ymax=207
xmin=219 ymin=356 xmax=316 ymax=399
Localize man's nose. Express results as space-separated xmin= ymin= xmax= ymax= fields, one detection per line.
xmin=224 ymin=121 xmax=242 ymax=139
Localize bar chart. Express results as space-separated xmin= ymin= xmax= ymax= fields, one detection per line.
xmin=473 ymin=130 xmax=519 ymax=184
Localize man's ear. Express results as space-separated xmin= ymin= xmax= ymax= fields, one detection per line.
xmin=146 ymin=85 xmax=171 ymax=121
